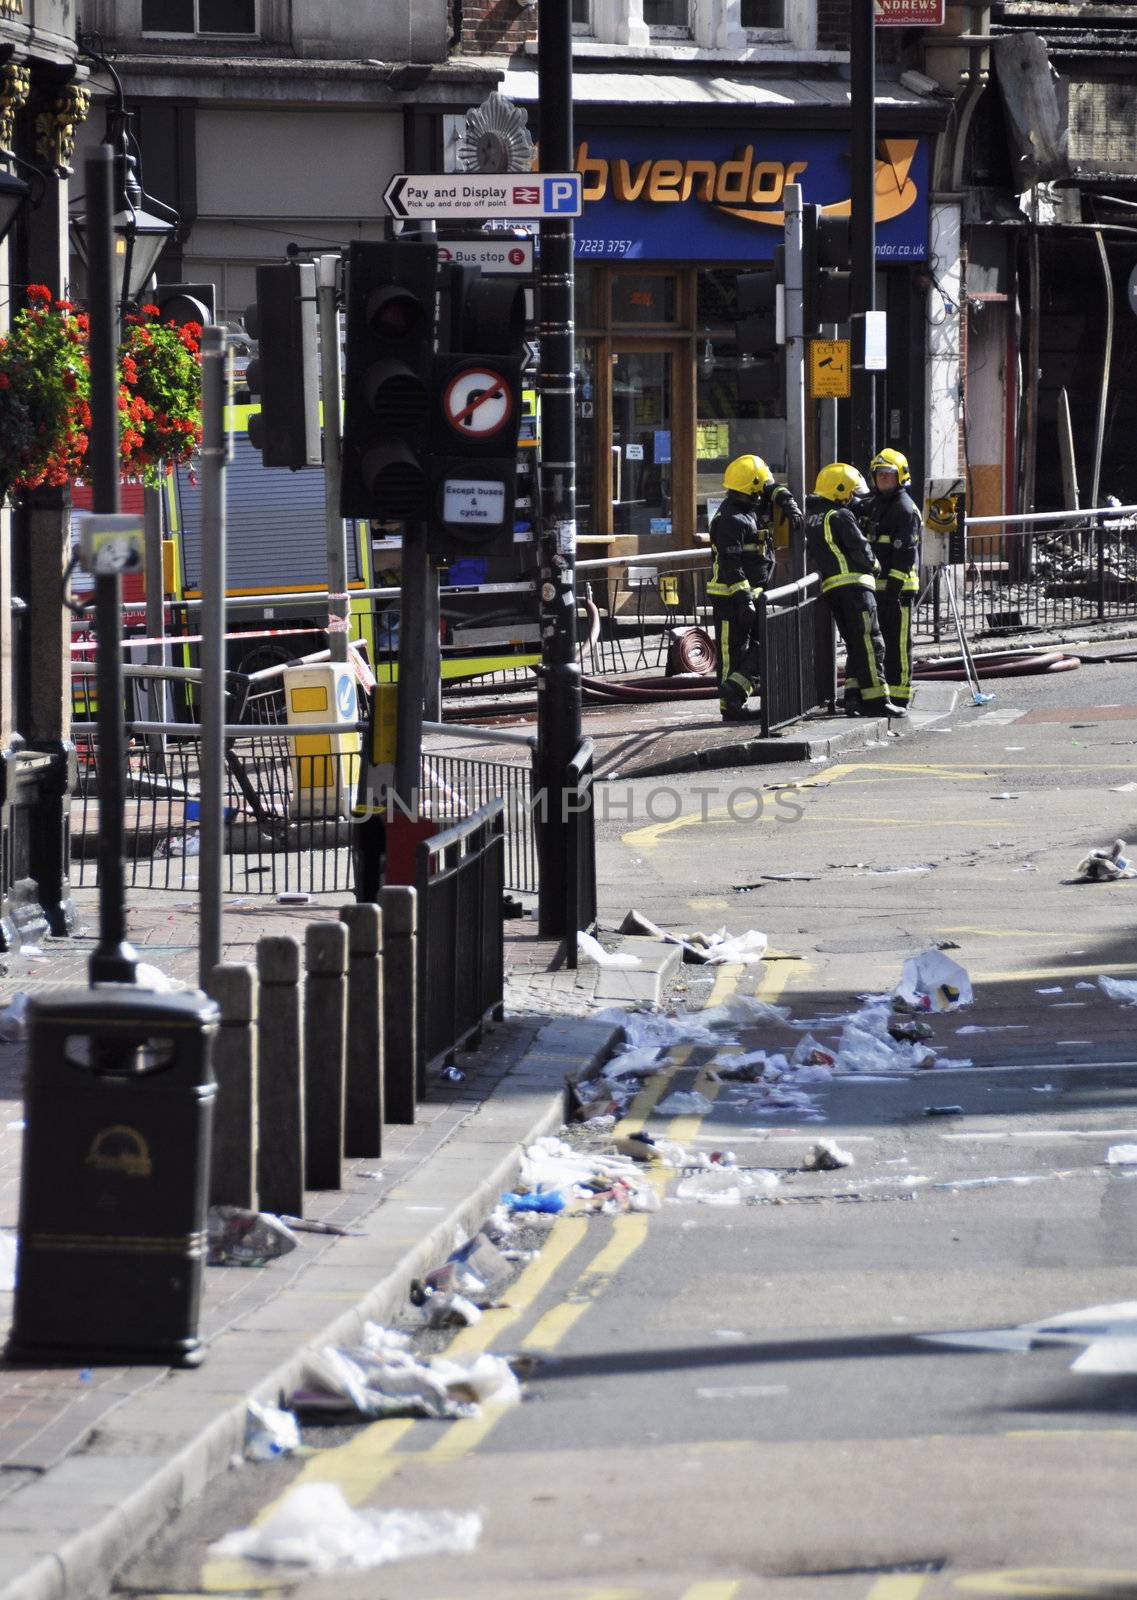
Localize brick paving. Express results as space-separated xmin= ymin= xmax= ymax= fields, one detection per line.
xmin=0 ymin=885 xmax=603 ymax=1484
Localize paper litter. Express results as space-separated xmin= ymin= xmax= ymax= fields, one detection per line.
xmin=1074 ymin=839 xmax=1135 ymax=882
xmin=1105 ymin=1144 xmax=1137 ymax=1166
xmin=1099 ymin=974 xmax=1137 ymax=1005
xmin=244 ymin=1400 xmax=301 ymax=1461
xmin=893 ymin=948 xmax=973 ymax=1012
xmin=207 ymin=1207 xmax=298 ymax=1267
xmin=210 ymin=1483 xmax=482 ymax=1574
xmin=576 ymin=931 xmax=642 ymax=968
xmin=922 ymin=1300 xmax=1137 ymax=1375
xmin=289 ymin=1324 xmax=521 ymax=1419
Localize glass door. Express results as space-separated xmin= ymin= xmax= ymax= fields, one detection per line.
xmin=611 ymin=346 xmax=674 ymax=540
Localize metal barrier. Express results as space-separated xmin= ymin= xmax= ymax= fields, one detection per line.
xmin=756 ymin=574 xmax=836 ymax=737
xmin=420 ymin=747 xmax=537 ymax=896
xmin=575 ymin=549 xmax=712 ymax=678
xmin=564 ymin=738 xmax=597 ymax=970
xmin=960 ymin=509 xmax=1137 ymax=635
xmin=415 ymin=800 xmax=505 ymax=1072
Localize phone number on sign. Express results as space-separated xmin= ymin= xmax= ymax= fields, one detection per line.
xmin=576 ymin=238 xmax=635 ymax=257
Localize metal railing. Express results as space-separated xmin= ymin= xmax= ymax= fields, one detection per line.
xmin=959 ymin=505 xmax=1137 ymax=636
xmin=756 ymin=573 xmax=836 ymax=736
xmin=415 ymin=799 xmax=505 ymax=1073
xmin=575 ymin=550 xmax=713 ymax=678
xmin=563 ymin=738 xmax=597 ymax=969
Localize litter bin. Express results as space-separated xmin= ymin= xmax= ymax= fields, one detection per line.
xmin=8 ymin=987 xmax=219 ymax=1366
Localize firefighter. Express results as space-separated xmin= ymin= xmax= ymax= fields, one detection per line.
xmin=806 ymin=462 xmax=906 ymax=719
xmin=863 ymin=447 xmax=921 ymax=708
xmin=708 ymin=453 xmax=803 ymax=721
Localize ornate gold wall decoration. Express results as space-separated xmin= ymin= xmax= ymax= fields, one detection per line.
xmin=35 ymin=83 xmax=91 ymax=178
xmin=0 ymin=62 xmax=30 ymax=157
xmin=0 ymin=3 xmax=25 ymax=18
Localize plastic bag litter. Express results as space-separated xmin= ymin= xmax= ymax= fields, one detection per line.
xmin=675 ymin=1167 xmax=779 ymax=1205
xmin=412 ymin=1233 xmax=512 ymax=1311
xmin=805 ymin=1139 xmax=854 ymax=1171
xmin=423 ymin=1292 xmax=482 ymax=1328
xmin=657 ymin=1089 xmax=714 ymax=1116
xmin=0 ymin=992 xmax=28 ymax=1042
xmin=135 ymin=961 xmax=189 ymax=993
xmin=577 ymin=931 xmax=642 ymax=968
xmin=894 ymin=949 xmax=973 ymax=1012
xmin=207 ymin=1207 xmax=299 ymax=1267
xmin=697 ymin=995 xmax=792 ymax=1028
xmin=1074 ymin=839 xmax=1135 ymax=882
xmin=211 ymin=1483 xmax=482 ymax=1574
xmin=1106 ymin=1144 xmax=1137 ymax=1166
xmin=1099 ymin=974 xmax=1137 ymax=1005
xmin=836 ymin=1005 xmax=937 ymax=1075
xmin=601 ymin=1047 xmax=666 ymax=1083
xmin=290 ymin=1325 xmax=521 ymax=1420
xmin=245 ymin=1400 xmax=301 ymax=1461
xmin=686 ymin=929 xmax=769 ymax=965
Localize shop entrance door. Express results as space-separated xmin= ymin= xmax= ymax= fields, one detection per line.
xmin=610 ymin=343 xmax=682 ymax=542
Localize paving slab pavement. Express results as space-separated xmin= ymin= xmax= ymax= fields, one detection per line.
xmin=0 ymin=889 xmax=679 ymax=1600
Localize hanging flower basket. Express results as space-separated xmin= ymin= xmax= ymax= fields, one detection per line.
xmin=0 ymin=287 xmax=203 ymax=501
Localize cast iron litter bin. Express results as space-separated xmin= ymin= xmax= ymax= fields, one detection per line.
xmin=8 ymin=987 xmax=218 ymax=1366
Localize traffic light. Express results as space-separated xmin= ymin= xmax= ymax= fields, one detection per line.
xmin=427 ymin=265 xmax=526 ymax=559
xmin=340 ymin=240 xmax=437 ymax=520
xmin=734 ymin=246 xmax=784 ymax=408
xmin=244 ymin=262 xmax=320 ymax=470
xmin=801 ymin=205 xmax=852 ymax=335
xmin=156 ymin=282 xmax=215 ymax=328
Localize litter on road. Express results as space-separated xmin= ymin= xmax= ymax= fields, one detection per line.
xmin=1074 ymin=839 xmax=1135 ymax=881
xmin=207 ymin=1208 xmax=298 ymax=1267
xmin=289 ymin=1324 xmax=522 ymax=1420
xmin=1099 ymin=974 xmax=1137 ymax=1005
xmin=244 ymin=1400 xmax=301 ymax=1461
xmin=1105 ymin=1144 xmax=1137 ymax=1165
xmin=211 ymin=1483 xmax=482 ymax=1574
xmin=805 ymin=1139 xmax=855 ymax=1169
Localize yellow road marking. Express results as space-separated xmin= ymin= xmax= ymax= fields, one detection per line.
xmin=978 ymin=961 xmax=1137 ymax=984
xmin=445 ymin=1215 xmax=589 ymax=1358
xmin=680 ymin=1584 xmax=743 ymax=1600
xmin=867 ymin=1580 xmax=930 ymax=1600
xmin=522 ymin=1213 xmax=650 ymax=1351
xmin=954 ymin=1571 xmax=1137 ymax=1597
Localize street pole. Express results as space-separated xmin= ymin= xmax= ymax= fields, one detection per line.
xmin=536 ymin=0 xmax=582 ymax=940
xmin=393 ymin=526 xmax=428 ymax=811
xmin=87 ymin=145 xmax=137 ymax=987
xmin=783 ymin=182 xmax=808 ymax=555
xmin=143 ymin=486 xmax=167 ymax=773
xmin=198 ymin=325 xmax=228 ymax=988
xmin=851 ymin=0 xmax=877 ymax=470
xmin=317 ymin=255 xmax=349 ymax=666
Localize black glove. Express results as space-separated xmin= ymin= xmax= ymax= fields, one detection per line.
xmin=885 ymin=574 xmax=904 ymax=603
xmin=773 ymin=485 xmax=804 ymax=536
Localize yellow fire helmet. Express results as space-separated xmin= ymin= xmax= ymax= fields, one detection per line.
xmin=722 ymin=454 xmax=773 ymax=496
xmin=814 ymin=462 xmax=870 ymax=503
xmin=869 ymin=446 xmax=911 ymax=487
xmin=925 ymin=494 xmax=959 ymax=533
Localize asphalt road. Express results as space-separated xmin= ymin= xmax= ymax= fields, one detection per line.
xmin=116 ymin=655 xmax=1137 ymax=1600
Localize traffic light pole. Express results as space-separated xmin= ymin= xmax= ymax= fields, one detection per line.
xmin=536 ymin=0 xmax=582 ymax=941
xmin=850 ymin=0 xmax=877 ymax=470
xmin=783 ymin=183 xmax=808 ymax=530
xmin=317 ymin=255 xmax=349 ymax=666
xmin=198 ymin=325 xmax=228 ymax=988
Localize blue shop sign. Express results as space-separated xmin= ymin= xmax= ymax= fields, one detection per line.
xmin=574 ymin=130 xmax=929 ymax=262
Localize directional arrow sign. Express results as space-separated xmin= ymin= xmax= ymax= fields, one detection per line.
xmin=384 ymin=173 xmax=582 ymax=221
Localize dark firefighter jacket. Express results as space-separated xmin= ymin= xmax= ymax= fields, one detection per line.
xmin=864 ymin=487 xmax=921 ymax=595
xmin=805 ymin=495 xmax=879 ymax=595
xmin=708 ymin=485 xmax=800 ymax=597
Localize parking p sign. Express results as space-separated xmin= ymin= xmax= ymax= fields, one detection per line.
xmin=385 ymin=173 xmax=582 ymax=221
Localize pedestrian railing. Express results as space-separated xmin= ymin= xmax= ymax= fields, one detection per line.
xmin=415 ymin=799 xmax=505 ymax=1073
xmin=756 ymin=573 xmax=836 ymax=737
xmin=575 ymin=549 xmax=713 ymax=678
xmin=563 ymin=738 xmax=598 ymax=970
xmin=958 ymin=506 xmax=1137 ymax=636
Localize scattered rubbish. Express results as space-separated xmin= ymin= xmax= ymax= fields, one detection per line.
xmin=500 ymin=1191 xmax=566 ymax=1214
xmin=696 ymin=1384 xmax=788 ymax=1400
xmin=989 ymin=793 xmax=1018 ymax=801
xmin=0 ymin=992 xmax=28 ymax=1041
xmin=577 ymin=930 xmax=642 ymax=968
xmin=924 ymin=1105 xmax=964 ymax=1117
xmin=155 ymin=832 xmax=201 ymax=858
xmin=135 ymin=961 xmax=188 ymax=993
xmin=675 ymin=1166 xmax=778 ymax=1205
xmin=955 ymin=1024 xmax=1026 ymax=1035
xmin=245 ymin=1400 xmax=302 ymax=1461
xmin=290 ymin=1324 xmax=521 ymax=1420
xmin=1105 ymin=1145 xmax=1137 ymax=1166
xmin=410 ymin=1234 xmax=513 ymax=1316
xmin=0 ymin=1233 xmax=17 ymax=1290
xmin=894 ymin=948 xmax=973 ymax=1012
xmin=762 ymin=873 xmax=816 ymax=883
xmin=804 ymin=1139 xmax=854 ymax=1170
xmin=207 ymin=1207 xmax=298 ymax=1267
xmin=1036 ymin=986 xmax=1063 ymax=995
xmin=854 ymin=863 xmax=935 ymax=876
xmin=1031 ymin=1084 xmax=1057 ymax=1094
xmin=657 ymin=1089 xmax=714 ymax=1116
xmin=442 ymin=1066 xmax=466 ymax=1084
xmin=837 ymin=1004 xmax=937 ymax=1074
xmin=934 ymin=1174 xmax=1050 ymax=1189
xmin=278 ymin=1216 xmax=361 ymax=1237
xmin=921 ymin=1300 xmax=1137 ymax=1375
xmin=888 ymin=1017 xmax=934 ymax=1043
xmin=276 ymin=892 xmax=311 ymax=905
xmin=424 ymin=1293 xmax=482 ymax=1329
xmin=618 ymin=909 xmax=768 ymax=965
xmin=936 ymin=939 xmax=962 ymax=950
xmin=1074 ymin=839 xmax=1135 ymax=882
xmin=211 ymin=1483 xmax=482 ymax=1574
xmin=1075 ymin=981 xmax=1097 ymax=990
xmin=1099 ymin=975 xmax=1137 ymax=1005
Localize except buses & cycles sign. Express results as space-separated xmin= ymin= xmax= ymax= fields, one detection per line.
xmin=573 ymin=131 xmax=930 ymax=263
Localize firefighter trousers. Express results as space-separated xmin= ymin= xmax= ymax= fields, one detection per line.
xmin=826 ymin=585 xmax=887 ymax=706
xmin=712 ymin=591 xmax=761 ymax=712
xmin=877 ymin=589 xmax=915 ymax=705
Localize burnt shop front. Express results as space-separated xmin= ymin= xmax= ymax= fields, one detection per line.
xmin=569 ymin=125 xmax=932 ymax=561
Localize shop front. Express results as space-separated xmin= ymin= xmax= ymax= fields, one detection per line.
xmin=569 ymin=123 xmax=934 ymax=560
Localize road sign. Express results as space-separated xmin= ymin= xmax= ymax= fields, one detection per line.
xmin=440 ymin=365 xmax=516 ymax=440
xmin=875 ymin=0 xmax=944 ymax=22
xmin=442 ymin=479 xmax=508 ymax=524
xmin=810 ymin=338 xmax=851 ymax=399
xmin=384 ymin=173 xmax=582 ymax=221
xmin=435 ymin=236 xmax=534 ymax=274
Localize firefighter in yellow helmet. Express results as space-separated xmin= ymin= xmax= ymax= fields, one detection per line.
xmin=806 ymin=463 xmax=906 ymax=718
xmin=862 ymin=447 xmax=921 ymax=708
xmin=708 ymin=453 xmax=803 ymax=721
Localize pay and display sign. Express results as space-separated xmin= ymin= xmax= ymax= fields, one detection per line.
xmin=385 ymin=174 xmax=582 ymax=221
